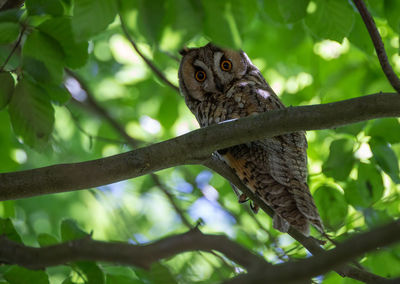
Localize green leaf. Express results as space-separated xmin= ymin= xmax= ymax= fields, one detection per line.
xmin=8 ymin=78 xmax=54 ymax=148
xmin=305 ymin=0 xmax=355 ymax=42
xmin=322 ymin=138 xmax=355 ymax=181
xmin=0 ymin=8 xmax=24 ymax=23
xmin=4 ymin=266 xmax=49 ymax=284
xmin=0 ymin=201 xmax=15 ymax=218
xmin=37 ymin=233 xmax=59 ymax=247
xmin=368 ymin=118 xmax=400 ymax=144
xmin=38 ymin=17 xmax=88 ymax=68
xmin=335 ymin=121 xmax=367 ymax=136
xmin=158 ymin=92 xmax=178 ymax=130
xmin=74 ymin=261 xmax=105 ymax=284
xmin=261 ymin=0 xmax=284 ymax=23
xmin=44 ymin=84 xmax=71 ymax=105
xmin=0 ymin=22 xmax=20 ymax=44
xmin=22 ymin=30 xmax=65 ymax=84
xmin=363 ymin=208 xmax=392 ymax=228
xmin=370 ymin=138 xmax=400 ymax=183
xmin=22 ymin=57 xmax=52 ymax=83
xmin=348 ymin=16 xmax=375 ymax=54
xmin=60 ymin=219 xmax=89 ymax=242
xmin=278 ymin=0 xmax=309 ymax=23
xmin=230 ymin=0 xmax=259 ymax=39
xmin=344 ymin=163 xmax=384 ymax=208
xmin=0 ymin=72 xmax=14 ymax=110
xmin=202 ymin=0 xmax=240 ymax=48
xmin=107 ymin=274 xmax=141 ymax=284
xmin=72 ymin=0 xmax=117 ymax=40
xmin=384 ymin=0 xmax=400 ymax=33
xmin=25 ymin=0 xmax=64 ymax=16
xmin=135 ymin=263 xmax=177 ymax=284
xmin=314 ymin=185 xmax=348 ymax=231
xmin=0 ymin=218 xmax=22 ymax=243
xmin=137 ymin=0 xmax=166 ymax=44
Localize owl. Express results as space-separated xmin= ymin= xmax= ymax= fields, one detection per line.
xmin=178 ymin=43 xmax=324 ymax=236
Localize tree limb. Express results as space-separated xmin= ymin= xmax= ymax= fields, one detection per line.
xmin=353 ymin=0 xmax=400 ymax=93
xmin=225 ymin=220 xmax=400 ymax=284
xmin=0 ymin=229 xmax=268 ymax=271
xmin=1 ymin=92 xmax=399 ymax=201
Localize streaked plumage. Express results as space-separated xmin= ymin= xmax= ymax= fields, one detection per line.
xmin=178 ymin=43 xmax=323 ymax=235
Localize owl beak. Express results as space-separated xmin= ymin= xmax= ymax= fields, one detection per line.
xmin=215 ymin=78 xmax=224 ymax=92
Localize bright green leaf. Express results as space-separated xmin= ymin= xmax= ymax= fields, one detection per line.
xmin=305 ymin=0 xmax=355 ymax=42
xmin=278 ymin=0 xmax=309 ymax=23
xmin=38 ymin=17 xmax=88 ymax=68
xmin=348 ymin=16 xmax=375 ymax=54
xmin=0 ymin=201 xmax=15 ymax=218
xmin=230 ymin=0 xmax=259 ymax=39
xmin=370 ymin=138 xmax=400 ymax=183
xmin=72 ymin=0 xmax=117 ymax=40
xmin=322 ymin=138 xmax=355 ymax=181
xmin=344 ymin=163 xmax=384 ymax=208
xmin=368 ymin=118 xmax=400 ymax=144
xmin=25 ymin=0 xmax=64 ymax=16
xmin=4 ymin=266 xmax=49 ymax=284
xmin=0 ymin=72 xmax=14 ymax=110
xmin=0 ymin=218 xmax=22 ymax=243
xmin=314 ymin=185 xmax=348 ymax=231
xmin=158 ymin=92 xmax=178 ymax=129
xmin=60 ymin=219 xmax=89 ymax=242
xmin=384 ymin=0 xmax=400 ymax=33
xmin=37 ymin=233 xmax=59 ymax=247
xmin=0 ymin=22 xmax=20 ymax=44
xmin=8 ymin=78 xmax=54 ymax=148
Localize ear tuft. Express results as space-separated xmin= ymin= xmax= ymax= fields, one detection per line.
xmin=179 ymin=46 xmax=190 ymax=56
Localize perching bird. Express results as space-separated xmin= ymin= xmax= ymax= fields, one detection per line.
xmin=178 ymin=43 xmax=323 ymax=236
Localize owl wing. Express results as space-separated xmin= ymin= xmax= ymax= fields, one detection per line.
xmin=250 ymin=85 xmax=323 ymax=232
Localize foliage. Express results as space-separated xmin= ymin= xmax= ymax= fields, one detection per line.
xmin=0 ymin=0 xmax=399 ymax=283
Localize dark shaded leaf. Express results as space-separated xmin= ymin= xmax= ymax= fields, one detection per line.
xmin=74 ymin=261 xmax=105 ymax=284
xmin=278 ymin=0 xmax=310 ymax=23
xmin=39 ymin=17 xmax=88 ymax=69
xmin=4 ymin=266 xmax=49 ymax=284
xmin=25 ymin=0 xmax=64 ymax=16
xmin=314 ymin=185 xmax=348 ymax=231
xmin=384 ymin=0 xmax=400 ymax=33
xmin=44 ymin=84 xmax=71 ymax=105
xmin=0 ymin=22 xmax=19 ymax=44
xmin=135 ymin=263 xmax=177 ymax=284
xmin=369 ymin=138 xmax=400 ymax=183
xmin=72 ymin=0 xmax=117 ymax=40
xmin=368 ymin=118 xmax=400 ymax=144
xmin=8 ymin=78 xmax=54 ymax=148
xmin=0 ymin=218 xmax=22 ymax=243
xmin=305 ymin=0 xmax=355 ymax=42
xmin=0 ymin=72 xmax=14 ymax=110
xmin=137 ymin=0 xmax=166 ymax=44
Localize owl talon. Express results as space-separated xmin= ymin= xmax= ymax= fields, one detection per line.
xmin=238 ymin=193 xmax=249 ymax=203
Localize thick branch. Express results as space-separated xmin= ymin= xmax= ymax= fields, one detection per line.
xmin=0 ymin=229 xmax=267 ymax=271
xmin=353 ymin=0 xmax=400 ymax=93
xmin=1 ymin=92 xmax=399 ymax=200
xmin=226 ymin=220 xmax=400 ymax=283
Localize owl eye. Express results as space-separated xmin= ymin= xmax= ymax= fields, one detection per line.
xmin=220 ymin=59 xmax=232 ymax=71
xmin=195 ymin=70 xmax=206 ymax=82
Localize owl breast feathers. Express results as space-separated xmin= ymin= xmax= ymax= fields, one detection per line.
xmin=178 ymin=43 xmax=323 ymax=236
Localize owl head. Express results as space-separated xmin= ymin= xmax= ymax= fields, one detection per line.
xmin=178 ymin=43 xmax=251 ymax=101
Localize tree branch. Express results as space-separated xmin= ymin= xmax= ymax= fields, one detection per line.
xmin=0 ymin=229 xmax=267 ymax=271
xmin=225 ymin=220 xmax=400 ymax=283
xmin=1 ymin=92 xmax=399 ymax=201
xmin=352 ymin=0 xmax=400 ymax=93
xmin=118 ymin=13 xmax=180 ymax=92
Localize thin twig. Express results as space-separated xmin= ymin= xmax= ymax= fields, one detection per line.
xmin=0 ymin=25 xmax=26 ymax=72
xmin=353 ymin=0 xmax=400 ymax=93
xmin=118 ymin=13 xmax=180 ymax=92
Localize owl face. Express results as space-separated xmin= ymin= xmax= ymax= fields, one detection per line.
xmin=178 ymin=43 xmax=249 ymax=101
